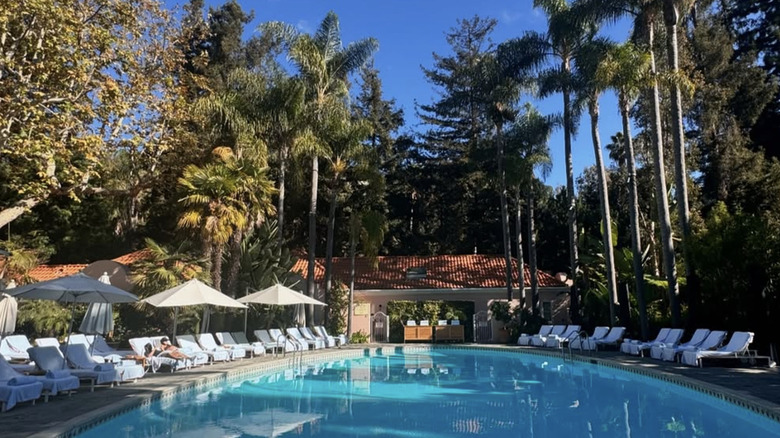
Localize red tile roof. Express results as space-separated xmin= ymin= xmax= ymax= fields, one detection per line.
xmin=26 ymin=250 xmax=153 ymax=282
xmin=291 ymin=254 xmax=566 ymax=290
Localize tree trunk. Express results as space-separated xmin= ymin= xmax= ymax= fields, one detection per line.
xmin=562 ymin=57 xmax=580 ymax=323
xmin=223 ymin=228 xmax=243 ymax=298
xmin=496 ymin=123 xmax=514 ymax=301
xmin=306 ymin=155 xmax=319 ymax=323
xmin=648 ymin=22 xmax=681 ymax=326
xmin=589 ymin=96 xmax=618 ymax=326
xmin=277 ymin=143 xmax=289 ymax=250
xmin=211 ymin=243 xmax=223 ymax=292
xmin=527 ymin=187 xmax=540 ymax=317
xmin=515 ymin=187 xmax=526 ymax=310
xmin=621 ymin=97 xmax=649 ymax=339
xmin=348 ymin=219 xmax=357 ymax=337
xmin=324 ymin=173 xmax=340 ymax=325
xmin=664 ymin=0 xmax=698 ymax=327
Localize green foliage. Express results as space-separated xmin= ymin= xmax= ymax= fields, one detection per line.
xmin=326 ymin=281 xmax=348 ymax=336
xmin=16 ymin=301 xmax=71 ymax=339
xmin=349 ymin=330 xmax=369 ymax=344
xmin=386 ymin=300 xmax=473 ymax=342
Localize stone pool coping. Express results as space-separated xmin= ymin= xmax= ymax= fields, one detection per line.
xmin=17 ymin=344 xmax=780 ymax=437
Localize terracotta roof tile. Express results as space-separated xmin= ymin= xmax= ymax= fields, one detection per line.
xmin=112 ymin=249 xmax=153 ymax=265
xmin=291 ymin=254 xmax=565 ymax=290
xmin=28 ymin=264 xmax=88 ymax=282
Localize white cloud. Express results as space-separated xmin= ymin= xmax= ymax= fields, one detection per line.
xmin=296 ymin=19 xmax=312 ymax=34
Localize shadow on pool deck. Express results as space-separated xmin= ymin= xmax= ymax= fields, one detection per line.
xmin=2 ymin=344 xmax=779 ymax=437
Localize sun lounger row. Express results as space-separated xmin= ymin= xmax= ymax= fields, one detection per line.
xmin=518 ymin=325 xmax=627 ymax=351
xmin=621 ymin=328 xmax=754 ymax=367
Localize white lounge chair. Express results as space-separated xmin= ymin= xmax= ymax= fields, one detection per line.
xmin=28 ymin=346 xmax=112 ymax=391
xmin=216 ymin=332 xmax=264 ymax=357
xmin=531 ymin=325 xmax=567 ymax=347
xmin=569 ymin=326 xmax=609 ymax=350
xmin=232 ymin=332 xmax=275 ymax=355
xmin=583 ymin=327 xmax=625 ymax=350
xmin=61 ymin=343 xmax=144 ymax=382
xmin=176 ymin=335 xmax=230 ymax=363
xmin=34 ymin=337 xmax=60 ymax=348
xmin=659 ymin=330 xmax=726 ymax=362
xmin=299 ymin=327 xmax=326 ymax=349
xmin=84 ymin=334 xmax=135 ymax=357
xmin=629 ymin=328 xmax=684 ymax=356
xmin=312 ymin=326 xmax=338 ymax=347
xmin=681 ymin=331 xmax=754 ymax=367
xmin=128 ymin=337 xmax=190 ymax=372
xmin=253 ymin=330 xmax=284 ymax=354
xmin=269 ymin=328 xmax=299 ymax=352
xmin=286 ymin=327 xmax=315 ymax=350
xmin=544 ymin=325 xmax=581 ymax=348
xmin=0 ymin=355 xmax=78 ymax=399
xmin=620 ymin=328 xmax=670 ymax=354
xmin=63 ymin=334 xmax=118 ymax=363
xmin=317 ymin=326 xmax=347 ymax=346
xmin=197 ymin=333 xmax=245 ymax=360
xmin=650 ymin=328 xmax=710 ymax=360
xmin=0 ymin=375 xmax=43 ymax=412
xmin=518 ymin=325 xmax=552 ymax=346
xmin=0 ymin=335 xmax=34 ymax=362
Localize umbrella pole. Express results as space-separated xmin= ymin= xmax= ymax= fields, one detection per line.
xmin=62 ymin=300 xmax=77 ymax=370
xmin=172 ymin=307 xmax=179 ymax=343
xmin=243 ymin=307 xmax=248 ymax=335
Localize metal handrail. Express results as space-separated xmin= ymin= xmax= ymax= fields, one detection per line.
xmin=564 ymin=330 xmax=589 ymax=361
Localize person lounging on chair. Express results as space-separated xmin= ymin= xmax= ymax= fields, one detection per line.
xmin=128 ymin=337 xmax=188 ymax=372
xmin=680 ymin=331 xmax=754 ymax=367
xmin=649 ymin=329 xmax=710 ymax=360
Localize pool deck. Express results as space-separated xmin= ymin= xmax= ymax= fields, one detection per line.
xmin=3 ymin=344 xmax=779 ymax=437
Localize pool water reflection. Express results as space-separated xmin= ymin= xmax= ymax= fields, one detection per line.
xmin=76 ymin=349 xmax=780 ymax=438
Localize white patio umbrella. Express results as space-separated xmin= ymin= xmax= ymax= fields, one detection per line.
xmin=5 ymin=272 xmax=138 ymax=365
xmin=238 ymin=283 xmax=326 ymax=332
xmin=78 ymin=272 xmax=115 ymax=336
xmin=141 ymin=278 xmax=247 ymax=340
xmin=0 ymin=292 xmax=18 ymax=336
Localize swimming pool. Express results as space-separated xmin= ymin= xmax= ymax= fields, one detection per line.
xmin=75 ymin=347 xmax=780 ymax=437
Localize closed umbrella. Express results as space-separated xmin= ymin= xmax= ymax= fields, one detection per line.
xmin=141 ymin=278 xmax=247 ymax=341
xmin=0 ymin=293 xmax=18 ymax=335
xmin=79 ymin=272 xmax=115 ymax=336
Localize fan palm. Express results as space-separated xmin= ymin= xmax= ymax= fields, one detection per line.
xmin=259 ymin=12 xmax=378 ymax=305
xmin=575 ymin=0 xmax=681 ymax=326
xmin=500 ymin=0 xmax=598 ymax=321
xmin=596 ymin=42 xmax=651 ymax=338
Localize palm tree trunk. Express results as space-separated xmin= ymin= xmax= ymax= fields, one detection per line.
xmin=621 ymin=96 xmax=649 ymax=339
xmin=648 ymin=22 xmax=681 ymax=326
xmin=348 ymin=219 xmax=357 ymax=337
xmin=324 ymin=173 xmax=340 ymax=324
xmin=496 ymin=123 xmax=514 ymax=301
xmin=589 ymin=97 xmax=618 ymax=326
xmin=527 ymin=186 xmax=539 ymax=317
xmin=277 ymin=143 xmax=289 ymax=250
xmin=664 ymin=0 xmax=698 ymax=326
xmin=224 ymin=228 xmax=244 ymax=298
xmin=562 ymin=57 xmax=580 ymax=323
xmin=306 ymin=155 xmax=319 ymax=322
xmin=515 ymin=186 xmax=526 ymax=310
xmin=211 ymin=243 xmax=223 ymax=291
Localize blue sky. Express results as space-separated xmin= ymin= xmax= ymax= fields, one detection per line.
xmin=176 ymin=0 xmax=632 ymax=188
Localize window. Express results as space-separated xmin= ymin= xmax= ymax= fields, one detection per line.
xmin=405 ymin=267 xmax=427 ymax=279
xmin=542 ymin=301 xmax=552 ymax=321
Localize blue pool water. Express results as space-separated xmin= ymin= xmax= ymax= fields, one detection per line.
xmin=76 ymin=348 xmax=780 ymax=437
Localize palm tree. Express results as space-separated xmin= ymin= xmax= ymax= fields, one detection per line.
xmin=260 ymin=12 xmax=378 ymax=308
xmin=578 ymin=0 xmax=681 ymax=326
xmin=323 ymin=108 xmax=371 ymax=304
xmin=347 ymin=210 xmax=386 ymax=336
xmin=505 ymin=106 xmax=554 ymax=316
xmin=575 ymin=39 xmax=620 ymax=325
xmin=597 ymin=42 xmax=651 ymax=338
